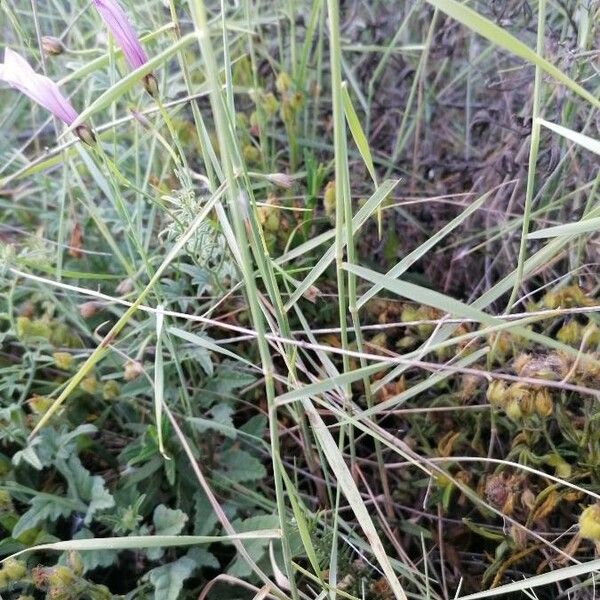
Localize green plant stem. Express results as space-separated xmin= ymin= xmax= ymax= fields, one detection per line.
xmin=185 ymin=2 xmax=299 ymax=597
xmin=326 ymin=0 xmax=355 ymax=471
xmin=506 ymin=0 xmax=546 ymax=311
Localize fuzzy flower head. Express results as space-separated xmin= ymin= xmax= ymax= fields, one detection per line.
xmin=0 ymin=48 xmax=78 ymax=125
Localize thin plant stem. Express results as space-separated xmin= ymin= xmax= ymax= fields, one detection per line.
xmin=505 ymin=0 xmax=546 ymax=311
xmin=185 ymin=1 xmax=300 ymax=596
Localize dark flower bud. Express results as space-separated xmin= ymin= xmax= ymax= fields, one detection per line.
xmin=143 ymin=73 xmax=159 ymax=98
xmin=75 ymin=124 xmax=96 ymax=146
xmin=42 ymin=36 xmax=66 ymax=56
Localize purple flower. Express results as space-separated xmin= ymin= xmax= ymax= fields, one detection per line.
xmin=0 ymin=48 xmax=78 ymax=125
xmin=92 ymin=0 xmax=146 ymax=69
xmin=92 ymin=0 xmax=158 ymax=96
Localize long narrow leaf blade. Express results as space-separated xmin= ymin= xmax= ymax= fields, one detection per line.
xmin=424 ymin=0 xmax=600 ymax=109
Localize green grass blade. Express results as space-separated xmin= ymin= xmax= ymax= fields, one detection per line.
xmin=280 ymin=467 xmax=323 ymax=581
xmin=341 ymin=83 xmax=377 ymax=185
xmin=301 ymin=399 xmax=408 ymax=600
xmin=537 ymin=117 xmax=600 ymax=156
xmin=528 ymin=216 xmax=600 ymax=239
xmin=284 ymin=179 xmax=399 ymax=311
xmin=168 ymin=326 xmax=252 ymax=366
xmin=357 ymin=187 xmax=494 ymax=308
xmin=345 ymin=263 xmax=587 ymax=360
xmin=154 ymin=304 xmax=168 ymax=459
xmin=3 ymin=531 xmax=282 ymax=562
xmin=67 ymin=33 xmax=199 ymax=132
xmin=424 ymin=0 xmax=600 ymax=109
xmin=276 ymin=363 xmax=389 ymax=406
xmin=456 ymin=558 xmax=600 ymax=599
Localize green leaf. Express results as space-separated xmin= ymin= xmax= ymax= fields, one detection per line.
xmin=59 ymin=456 xmax=115 ymax=525
xmin=153 ymin=505 xmax=188 ymax=536
xmin=147 ymin=505 xmax=189 ymax=561
xmin=204 ymin=363 xmax=256 ymax=397
xmin=146 ymin=556 xmax=196 ymax=600
xmin=12 ymin=495 xmax=80 ymax=539
xmin=12 ymin=444 xmax=42 ymax=470
xmin=341 ymin=83 xmax=377 ymax=185
xmin=35 ymin=425 xmax=96 ymax=466
xmin=193 ymin=491 xmax=219 ymax=537
xmin=239 ymin=414 xmax=268 ymax=439
xmin=228 ymin=515 xmax=280 ymax=578
xmin=218 ymin=448 xmax=266 ymax=483
xmin=188 ymin=404 xmax=237 ymax=439
xmin=186 ymin=547 xmax=219 ymax=570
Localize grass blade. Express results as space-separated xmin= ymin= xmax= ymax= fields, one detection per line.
xmin=284 ymin=179 xmax=399 ymax=311
xmin=301 ymin=398 xmax=408 ymax=600
xmin=457 ymin=558 xmax=600 ymax=599
xmin=154 ymin=304 xmax=168 ymax=459
xmin=341 ymin=83 xmax=377 ymax=186
xmin=424 ymin=0 xmax=600 ymax=109
xmin=537 ymin=117 xmax=600 ymax=156
xmin=4 ymin=531 xmax=282 ymax=561
xmin=528 ymin=216 xmax=600 ymax=239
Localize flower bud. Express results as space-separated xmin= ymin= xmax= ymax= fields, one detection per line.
xmin=75 ymin=124 xmax=96 ymax=146
xmin=124 ymin=360 xmax=143 ymax=381
xmin=557 ymin=320 xmax=583 ymax=345
xmin=116 ymin=278 xmax=134 ymax=294
xmin=243 ymin=144 xmax=260 ymax=164
xmin=0 ymin=489 xmax=14 ymax=511
xmin=276 ymin=71 xmax=292 ymax=94
xmin=534 ymin=388 xmax=553 ymax=417
xmin=42 ymin=36 xmax=66 ymax=56
xmin=3 ymin=558 xmax=26 ymax=581
xmin=486 ymin=380 xmax=507 ymax=407
xmin=47 ymin=566 xmax=76 ymax=588
xmin=79 ymin=301 xmax=100 ymax=318
xmin=323 ymin=180 xmax=336 ymax=217
xmin=28 ymin=395 xmax=52 ymax=414
xmin=289 ymin=90 xmax=303 ymax=111
xmin=260 ymin=92 xmax=279 ymax=116
xmin=53 ymin=351 xmax=74 ymax=370
xmin=266 ymin=173 xmax=293 ymax=189
xmin=102 ymin=380 xmax=120 ymax=400
xmin=579 ymin=504 xmax=600 ymax=541
xmin=143 ymin=73 xmax=159 ymax=98
xmin=80 ymin=375 xmax=97 ymax=395
xmin=505 ymin=399 xmax=523 ymax=420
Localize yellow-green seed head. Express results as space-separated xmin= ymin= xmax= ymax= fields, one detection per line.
xmin=579 ymin=505 xmax=600 ymax=541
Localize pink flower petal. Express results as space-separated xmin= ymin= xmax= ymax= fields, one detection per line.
xmin=0 ymin=48 xmax=78 ymax=125
xmin=92 ymin=0 xmax=148 ymax=69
